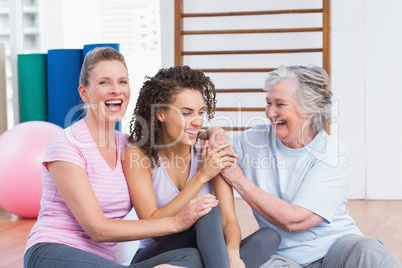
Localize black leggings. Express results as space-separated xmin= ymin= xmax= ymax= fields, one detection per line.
xmin=132 ymin=206 xmax=281 ymax=268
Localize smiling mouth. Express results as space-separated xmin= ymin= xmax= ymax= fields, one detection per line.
xmin=105 ymin=100 xmax=122 ymax=111
xmin=184 ymin=129 xmax=199 ymax=136
xmin=274 ymin=120 xmax=286 ymax=126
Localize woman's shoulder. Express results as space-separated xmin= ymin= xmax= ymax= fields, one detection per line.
xmin=124 ymin=143 xmax=147 ymax=157
xmin=308 ymin=131 xmax=348 ymax=165
xmin=47 ymin=122 xmax=80 ymax=149
xmin=61 ymin=119 xmax=95 ymax=147
xmin=320 ymin=131 xmax=348 ymax=155
xmin=123 ymin=144 xmax=153 ymax=169
xmin=43 ymin=121 xmax=88 ymax=167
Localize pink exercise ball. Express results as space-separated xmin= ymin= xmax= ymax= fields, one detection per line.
xmin=0 ymin=121 xmax=62 ymax=218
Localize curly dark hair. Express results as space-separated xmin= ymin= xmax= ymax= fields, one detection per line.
xmin=128 ymin=65 xmax=217 ymax=167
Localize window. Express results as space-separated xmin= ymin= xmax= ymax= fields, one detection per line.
xmin=0 ymin=0 xmax=9 ymax=8
xmin=23 ymin=13 xmax=37 ymax=28
xmin=24 ymin=34 xmax=38 ymax=50
xmin=23 ymin=0 xmax=37 ymax=7
xmin=0 ymin=35 xmax=9 ymax=49
xmin=0 ymin=14 xmax=9 ymax=29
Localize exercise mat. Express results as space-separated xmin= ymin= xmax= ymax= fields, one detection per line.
xmin=18 ymin=53 xmax=47 ymax=122
xmin=83 ymin=43 xmax=120 ymax=58
xmin=0 ymin=44 xmax=7 ymax=134
xmin=47 ymin=49 xmax=83 ymax=128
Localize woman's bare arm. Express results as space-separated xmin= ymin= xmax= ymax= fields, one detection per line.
xmin=213 ymin=174 xmax=245 ymax=267
xmin=48 ymin=161 xmax=218 ymax=243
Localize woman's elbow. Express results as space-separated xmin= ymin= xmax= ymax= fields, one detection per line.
xmin=83 ymin=221 xmax=111 ymax=243
xmin=280 ymin=218 xmax=322 ymax=232
xmin=281 ymin=223 xmax=304 ymax=233
xmin=278 ymin=206 xmax=323 ymax=232
xmin=87 ymin=228 xmax=106 ymax=243
xmin=276 ymin=215 xmax=309 ymax=232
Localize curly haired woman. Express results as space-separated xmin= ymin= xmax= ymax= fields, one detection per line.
xmin=122 ymin=65 xmax=280 ymax=268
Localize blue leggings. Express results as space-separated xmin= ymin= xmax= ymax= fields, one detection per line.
xmin=24 ymin=242 xmax=203 ymax=268
xmin=133 ymin=206 xmax=281 ymax=268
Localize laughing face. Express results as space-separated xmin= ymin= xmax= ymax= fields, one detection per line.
xmin=265 ymin=81 xmax=313 ymax=149
xmin=158 ymin=89 xmax=204 ymax=147
xmin=79 ymin=60 xmax=130 ymax=124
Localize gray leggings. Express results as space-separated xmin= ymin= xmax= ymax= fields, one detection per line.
xmin=261 ymin=234 xmax=401 ymax=268
xmin=133 ymin=206 xmax=281 ymax=268
xmin=24 ymin=242 xmax=203 ymax=268
xmin=320 ymin=234 xmax=401 ymax=268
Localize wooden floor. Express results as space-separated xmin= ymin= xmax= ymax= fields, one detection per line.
xmin=1 ymin=199 xmax=401 ymax=267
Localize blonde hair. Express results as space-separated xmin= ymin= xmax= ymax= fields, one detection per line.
xmin=79 ymin=47 xmax=127 ymax=87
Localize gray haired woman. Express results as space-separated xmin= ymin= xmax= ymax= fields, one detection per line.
xmin=202 ymin=65 xmax=401 ymax=267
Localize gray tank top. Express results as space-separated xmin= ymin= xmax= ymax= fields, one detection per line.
xmin=139 ymin=144 xmax=213 ymax=248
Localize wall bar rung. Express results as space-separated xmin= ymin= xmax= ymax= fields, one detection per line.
xmin=182 ymin=9 xmax=323 ymax=18
xmin=183 ymin=28 xmax=323 ymax=35
xmin=183 ymin=48 xmax=322 ymax=55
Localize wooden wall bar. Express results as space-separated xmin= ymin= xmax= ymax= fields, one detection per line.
xmin=174 ymin=0 xmax=331 ymax=131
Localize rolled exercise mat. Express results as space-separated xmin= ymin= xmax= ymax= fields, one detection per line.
xmin=47 ymin=49 xmax=83 ymax=128
xmin=18 ymin=53 xmax=47 ymax=122
xmin=83 ymin=43 xmax=120 ymax=58
xmin=0 ymin=44 xmax=7 ymax=134
xmin=83 ymin=43 xmax=122 ymax=131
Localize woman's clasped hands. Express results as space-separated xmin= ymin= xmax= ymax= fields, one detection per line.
xmin=199 ymin=140 xmax=238 ymax=181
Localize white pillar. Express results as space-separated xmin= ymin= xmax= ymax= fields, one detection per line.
xmin=9 ymin=0 xmax=24 ymax=125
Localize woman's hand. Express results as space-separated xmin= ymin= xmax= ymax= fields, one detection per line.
xmin=220 ymin=162 xmax=245 ymax=187
xmin=199 ymin=141 xmax=237 ymax=181
xmin=228 ymin=248 xmax=245 ymax=268
xmin=172 ymin=194 xmax=219 ymax=232
xmin=198 ymin=127 xmax=230 ymax=148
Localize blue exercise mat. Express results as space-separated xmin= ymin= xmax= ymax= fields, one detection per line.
xmin=83 ymin=43 xmax=120 ymax=58
xmin=47 ymin=49 xmax=83 ymax=128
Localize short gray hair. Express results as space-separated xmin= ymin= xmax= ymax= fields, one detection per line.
xmin=263 ymin=65 xmax=332 ymax=132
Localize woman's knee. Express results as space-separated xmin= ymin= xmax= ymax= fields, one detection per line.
xmin=196 ymin=206 xmax=222 ymax=227
xmin=330 ymin=234 xmax=379 ymax=253
xmin=324 ymin=235 xmax=401 ymax=267
xmin=355 ymin=236 xmax=383 ymax=250
xmin=251 ymin=227 xmax=281 ymax=247
xmin=260 ymin=227 xmax=281 ymax=244
xmin=240 ymin=227 xmax=281 ymax=255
